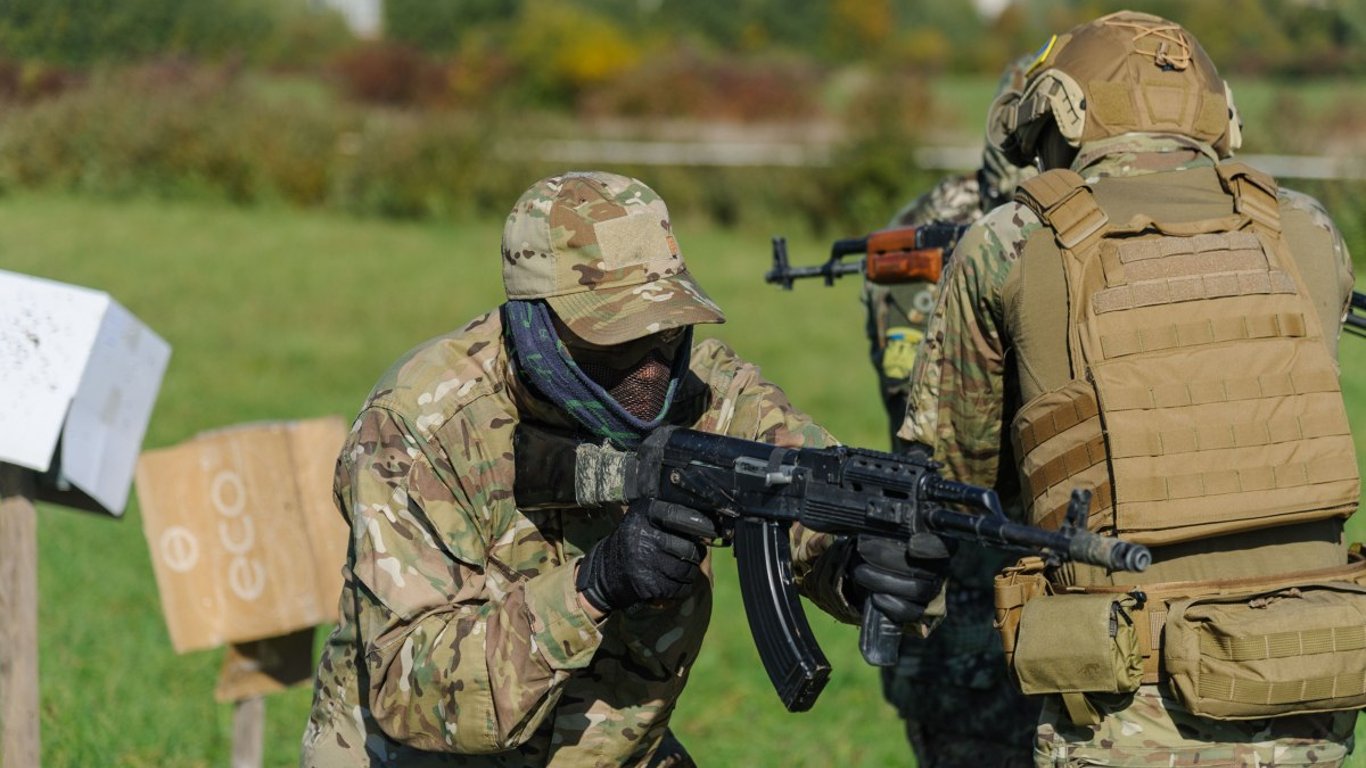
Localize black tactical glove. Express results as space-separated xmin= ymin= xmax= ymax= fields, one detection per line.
xmin=847 ymin=533 xmax=952 ymax=625
xmin=576 ymin=498 xmax=719 ymax=614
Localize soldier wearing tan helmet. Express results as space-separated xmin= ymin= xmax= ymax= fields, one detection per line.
xmin=301 ymin=171 xmax=947 ymax=767
xmin=899 ymin=12 xmax=1360 ymax=766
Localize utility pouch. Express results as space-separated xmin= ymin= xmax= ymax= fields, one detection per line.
xmin=993 ymin=556 xmax=1051 ymax=672
xmin=1164 ymin=581 xmax=1366 ymax=720
xmin=1012 ymin=593 xmax=1144 ymax=725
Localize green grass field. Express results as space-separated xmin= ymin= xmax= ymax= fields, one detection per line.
xmin=1 ymin=192 xmax=1363 ymax=766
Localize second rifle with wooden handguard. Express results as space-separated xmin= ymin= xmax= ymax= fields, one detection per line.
xmin=765 ymin=222 xmax=968 ymax=289
xmin=514 ymin=425 xmax=1151 ymax=713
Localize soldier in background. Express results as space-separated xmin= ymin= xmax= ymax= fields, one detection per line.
xmin=866 ymin=58 xmax=1041 ymax=768
xmin=902 ymin=12 xmax=1359 ymax=766
xmin=863 ymin=59 xmax=1034 ymax=450
xmin=301 ymin=171 xmax=949 ymax=767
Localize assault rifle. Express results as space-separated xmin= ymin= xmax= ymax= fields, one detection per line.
xmin=765 ymin=223 xmax=968 ymax=289
xmin=513 ymin=425 xmax=1151 ymax=712
xmin=1348 ymin=290 xmax=1365 ymax=338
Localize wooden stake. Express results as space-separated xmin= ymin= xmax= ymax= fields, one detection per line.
xmin=231 ymin=696 xmax=265 ymax=768
xmin=0 ymin=464 xmax=39 ymax=768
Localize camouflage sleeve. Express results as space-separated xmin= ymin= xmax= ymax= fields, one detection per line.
xmin=896 ymin=206 xmax=1033 ymax=488
xmin=690 ymin=339 xmax=862 ymax=624
xmin=887 ymin=173 xmax=981 ymax=228
xmin=342 ymin=405 xmax=602 ymax=754
xmin=1279 ymin=188 xmax=1356 ymax=328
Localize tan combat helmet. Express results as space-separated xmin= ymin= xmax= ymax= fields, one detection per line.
xmin=1001 ymin=11 xmax=1242 ymax=167
xmin=502 ymin=171 xmax=725 ymax=345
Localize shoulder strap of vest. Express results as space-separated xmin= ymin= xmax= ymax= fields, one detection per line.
xmin=1215 ymin=161 xmax=1281 ymax=235
xmin=1014 ymin=168 xmax=1110 ymax=252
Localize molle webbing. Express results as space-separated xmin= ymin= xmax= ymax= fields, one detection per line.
xmin=1013 ymin=382 xmax=1113 ymax=531
xmin=1010 ymin=166 xmax=1358 ymax=545
xmin=1089 ymin=231 xmax=1298 ymax=315
xmin=1200 ymin=671 xmax=1366 ymax=710
xmin=1096 ymin=312 xmax=1307 ymax=359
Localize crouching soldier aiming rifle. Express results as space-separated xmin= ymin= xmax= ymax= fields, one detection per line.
xmin=514 ymin=425 xmax=1151 ymax=712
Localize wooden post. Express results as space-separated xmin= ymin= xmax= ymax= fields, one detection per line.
xmin=231 ymin=696 xmax=265 ymax=768
xmin=0 ymin=464 xmax=39 ymax=768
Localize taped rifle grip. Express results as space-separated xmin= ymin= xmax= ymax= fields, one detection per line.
xmin=858 ymin=603 xmax=901 ymax=667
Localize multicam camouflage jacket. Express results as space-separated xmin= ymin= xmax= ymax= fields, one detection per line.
xmin=888 ymin=173 xmax=984 ymax=230
xmin=897 ymin=133 xmax=1357 ymax=504
xmin=302 ymin=310 xmax=856 ymax=767
xmin=872 ymin=174 xmax=1043 ymax=768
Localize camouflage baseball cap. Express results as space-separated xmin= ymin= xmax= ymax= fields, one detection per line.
xmin=502 ymin=171 xmax=726 ymax=345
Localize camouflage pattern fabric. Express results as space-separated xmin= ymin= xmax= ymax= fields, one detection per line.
xmin=501 ymin=172 xmax=725 ymax=346
xmin=863 ymin=173 xmax=983 ymax=446
xmin=897 ymin=133 xmax=1358 ymax=767
xmin=1034 ymin=686 xmax=1355 ymax=767
xmin=865 ymin=173 xmax=1040 ymax=768
xmin=301 ymin=310 xmax=857 ymax=767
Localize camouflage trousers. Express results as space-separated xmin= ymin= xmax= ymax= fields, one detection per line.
xmin=881 ymin=582 xmax=1039 ymax=768
xmin=1033 ymin=686 xmax=1357 ymax=767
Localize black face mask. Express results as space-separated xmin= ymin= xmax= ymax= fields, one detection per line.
xmin=574 ymin=348 xmax=674 ymax=420
xmin=566 ymin=329 xmax=687 ymax=421
xmin=505 ymin=300 xmax=693 ymax=449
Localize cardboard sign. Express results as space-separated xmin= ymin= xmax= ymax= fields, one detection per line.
xmin=135 ymin=418 xmax=349 ymax=653
xmin=0 ymin=270 xmax=170 ymax=516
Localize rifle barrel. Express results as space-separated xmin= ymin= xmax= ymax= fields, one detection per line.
xmin=1348 ymin=290 xmax=1366 ymax=336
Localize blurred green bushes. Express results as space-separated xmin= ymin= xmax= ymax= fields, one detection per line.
xmin=0 ymin=0 xmax=353 ymax=69
xmin=0 ymin=61 xmax=936 ymax=234
xmin=0 ymin=0 xmax=1360 ymax=240
xmin=381 ymin=0 xmax=1365 ymax=79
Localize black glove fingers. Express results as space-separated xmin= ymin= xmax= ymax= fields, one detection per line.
xmin=856 ymin=536 xmax=912 ymax=571
xmin=656 ymin=558 xmax=701 ymax=586
xmin=906 ymin=531 xmax=953 ymax=560
xmin=851 ymin=563 xmax=942 ymax=603
xmin=870 ymin=593 xmax=927 ymax=625
xmin=648 ymin=501 xmax=720 ymax=542
xmin=859 ymin=534 xmax=952 ymax=569
xmin=577 ymin=502 xmax=713 ymax=613
xmin=647 ymin=526 xmax=704 ymax=564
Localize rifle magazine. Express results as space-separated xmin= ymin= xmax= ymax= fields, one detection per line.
xmin=733 ymin=517 xmax=831 ymax=712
